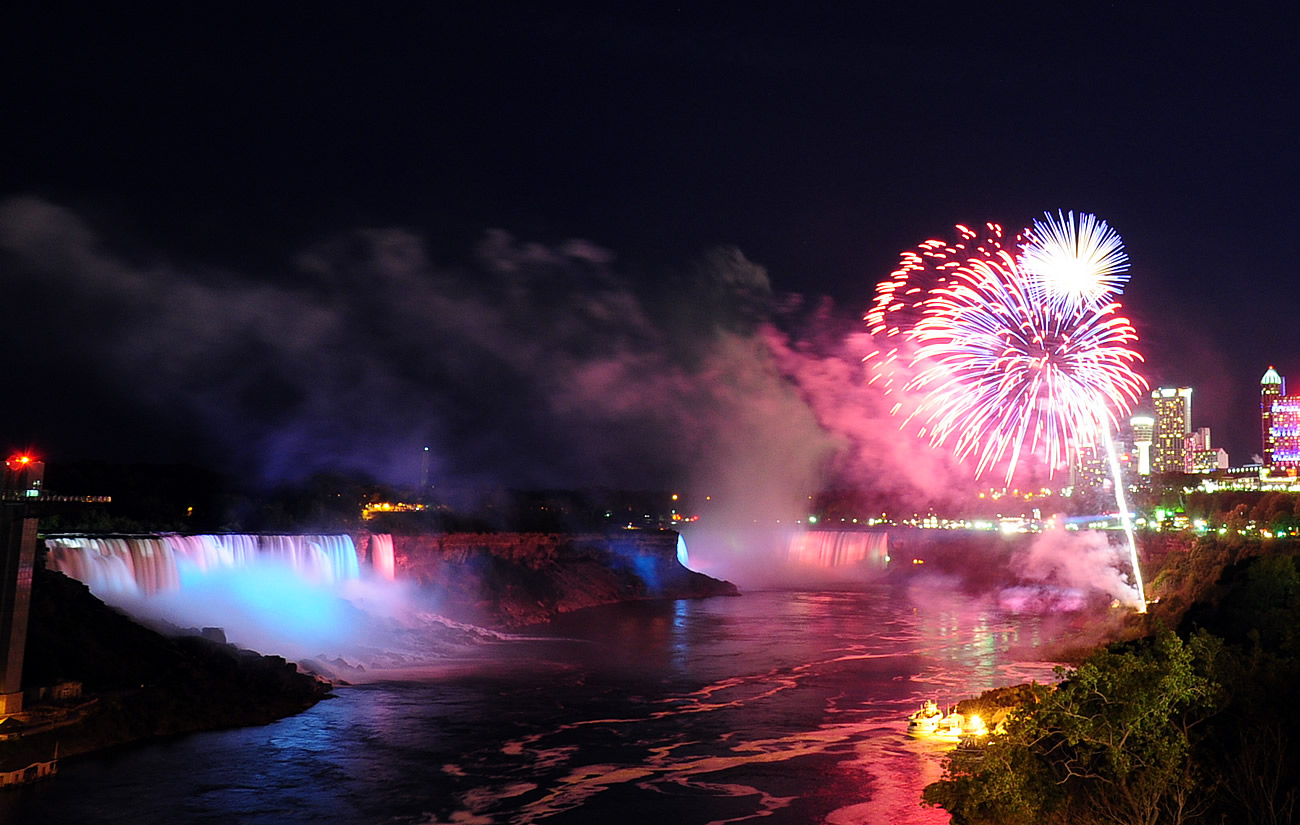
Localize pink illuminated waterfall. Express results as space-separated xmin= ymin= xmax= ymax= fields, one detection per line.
xmin=45 ymin=534 xmax=384 ymax=596
xmin=371 ymin=533 xmax=395 ymax=581
xmin=784 ymin=530 xmax=889 ymax=570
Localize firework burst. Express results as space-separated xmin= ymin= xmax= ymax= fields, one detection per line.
xmin=871 ymin=212 xmax=1147 ymax=484
xmin=1019 ymin=210 xmax=1129 ymax=314
xmin=904 ymin=254 xmax=1146 ymax=484
xmin=862 ymin=222 xmax=1011 ymax=403
xmin=869 ymin=211 xmax=1150 ymax=611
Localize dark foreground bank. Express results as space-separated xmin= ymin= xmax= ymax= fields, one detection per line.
xmin=924 ymin=534 xmax=1300 ymax=825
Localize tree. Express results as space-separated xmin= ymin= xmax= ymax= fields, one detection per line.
xmin=1185 ymin=551 xmax=1300 ymax=823
xmin=925 ymin=630 xmax=1222 ymax=825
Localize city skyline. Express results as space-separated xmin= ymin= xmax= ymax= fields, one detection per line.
xmin=3 ymin=4 xmax=1298 ymax=493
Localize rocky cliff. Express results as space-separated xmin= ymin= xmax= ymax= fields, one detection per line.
xmin=4 ymin=567 xmax=332 ymax=768
xmin=370 ymin=529 xmax=738 ymax=627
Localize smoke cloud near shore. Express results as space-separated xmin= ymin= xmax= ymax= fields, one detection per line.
xmin=0 ymin=196 xmax=967 ymax=519
xmin=1007 ymin=523 xmax=1141 ymax=607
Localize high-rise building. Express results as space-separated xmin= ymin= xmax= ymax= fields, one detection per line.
xmin=1183 ymin=427 xmax=1228 ymax=473
xmin=1262 ymin=366 xmax=1285 ymax=466
xmin=1151 ymin=387 xmax=1192 ymax=474
xmin=1129 ymin=414 xmax=1154 ymax=476
xmin=1270 ymin=397 xmax=1300 ymax=470
xmin=1071 ymin=444 xmax=1110 ymax=496
xmin=1183 ymin=427 xmax=1209 ymax=473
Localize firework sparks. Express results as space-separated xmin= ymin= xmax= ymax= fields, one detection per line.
xmin=865 ymin=222 xmax=1008 ymax=339
xmin=903 ymin=253 xmax=1146 ymax=484
xmin=872 ymin=213 xmax=1147 ymax=485
xmin=1019 ymin=210 xmax=1130 ymax=314
xmin=862 ymin=223 xmax=1010 ymax=398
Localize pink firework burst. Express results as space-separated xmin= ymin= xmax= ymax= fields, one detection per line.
xmin=872 ymin=214 xmax=1148 ymax=484
xmin=863 ymin=222 xmax=1012 ymax=402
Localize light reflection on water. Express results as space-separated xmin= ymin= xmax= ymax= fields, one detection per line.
xmin=9 ymin=587 xmax=1071 ymax=825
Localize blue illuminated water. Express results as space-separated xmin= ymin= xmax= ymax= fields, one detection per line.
xmin=5 ymin=588 xmax=1073 ymax=825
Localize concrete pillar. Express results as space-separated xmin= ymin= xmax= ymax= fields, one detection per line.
xmin=0 ymin=510 xmax=36 ymax=715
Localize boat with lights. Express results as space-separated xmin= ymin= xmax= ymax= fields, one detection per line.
xmin=932 ymin=711 xmax=987 ymax=741
xmin=906 ymin=699 xmax=943 ymax=733
xmin=907 ymin=700 xmax=987 ymax=741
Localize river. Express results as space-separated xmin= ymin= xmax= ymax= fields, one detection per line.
xmin=6 ymin=586 xmax=1072 ymax=824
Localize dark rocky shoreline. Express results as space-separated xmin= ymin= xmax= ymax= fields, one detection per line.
xmin=4 ymin=567 xmax=332 ymax=771
xmin=381 ymin=530 xmax=739 ymax=627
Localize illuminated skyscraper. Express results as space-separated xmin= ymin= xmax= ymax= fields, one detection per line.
xmin=1262 ymin=366 xmax=1284 ymax=466
xmin=1151 ymin=387 xmax=1192 ymax=474
xmin=1129 ymin=414 xmax=1154 ymax=476
xmin=1270 ymin=397 xmax=1300 ymax=470
xmin=1184 ymin=427 xmax=1227 ymax=473
xmin=1071 ymin=444 xmax=1110 ymax=495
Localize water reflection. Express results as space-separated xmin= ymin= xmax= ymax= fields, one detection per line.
xmin=15 ymin=588 xmax=1067 ymax=825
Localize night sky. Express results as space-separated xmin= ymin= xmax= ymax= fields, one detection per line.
xmin=4 ymin=3 xmax=1299 ymax=498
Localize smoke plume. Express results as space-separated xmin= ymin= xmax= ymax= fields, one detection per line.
xmin=1009 ymin=522 xmax=1140 ymax=606
xmin=0 ymin=195 xmax=984 ymax=543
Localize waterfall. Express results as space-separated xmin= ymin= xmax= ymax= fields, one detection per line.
xmin=45 ymin=534 xmax=375 ymax=596
xmin=784 ymin=530 xmax=889 ymax=570
xmin=371 ymin=533 xmax=396 ymax=581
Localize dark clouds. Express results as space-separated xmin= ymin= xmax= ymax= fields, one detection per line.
xmin=0 ymin=193 xmax=1250 ymax=509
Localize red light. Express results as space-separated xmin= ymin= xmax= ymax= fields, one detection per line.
xmin=5 ymin=454 xmax=36 ymax=472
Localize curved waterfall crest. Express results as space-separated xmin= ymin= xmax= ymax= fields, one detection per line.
xmin=45 ymin=533 xmax=372 ymax=595
xmin=784 ymin=529 xmax=888 ymax=568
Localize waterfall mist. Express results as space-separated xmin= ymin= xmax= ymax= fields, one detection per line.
xmin=681 ymin=527 xmax=889 ymax=589
xmin=46 ymin=535 xmax=507 ymax=677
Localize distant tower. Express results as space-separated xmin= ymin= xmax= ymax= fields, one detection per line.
xmin=0 ymin=455 xmax=43 ymax=716
xmin=1129 ymin=414 xmax=1154 ymax=476
xmin=1151 ymin=387 xmax=1192 ymax=474
xmin=1262 ymin=366 xmax=1284 ymax=466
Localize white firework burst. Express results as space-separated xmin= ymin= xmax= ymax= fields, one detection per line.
xmin=1019 ymin=210 xmax=1129 ymax=313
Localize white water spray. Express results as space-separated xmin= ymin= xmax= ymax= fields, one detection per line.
xmin=43 ymin=534 xmax=507 ymax=672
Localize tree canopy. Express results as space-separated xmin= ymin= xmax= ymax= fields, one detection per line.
xmin=924 ymin=630 xmax=1222 ymax=825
